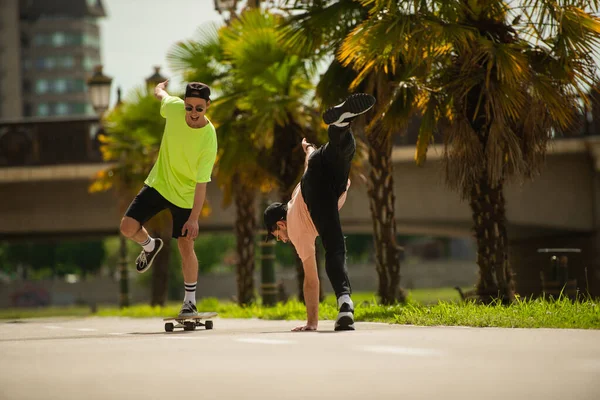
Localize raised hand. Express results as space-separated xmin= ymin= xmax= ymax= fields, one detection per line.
xmin=302 ymin=138 xmax=315 ymax=153
xmin=156 ymin=79 xmax=169 ymax=91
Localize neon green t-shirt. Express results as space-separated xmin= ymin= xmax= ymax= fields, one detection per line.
xmin=144 ymin=95 xmax=218 ymax=209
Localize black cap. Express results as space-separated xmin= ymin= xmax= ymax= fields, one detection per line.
xmin=185 ymin=82 xmax=211 ymax=101
xmin=263 ymin=202 xmax=287 ymax=241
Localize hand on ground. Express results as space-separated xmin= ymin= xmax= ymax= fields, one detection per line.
xmin=292 ymin=324 xmax=317 ymax=332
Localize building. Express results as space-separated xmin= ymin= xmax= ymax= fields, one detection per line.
xmin=0 ymin=0 xmax=106 ymax=120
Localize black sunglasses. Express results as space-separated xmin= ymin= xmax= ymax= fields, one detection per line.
xmin=185 ymin=105 xmax=204 ymax=112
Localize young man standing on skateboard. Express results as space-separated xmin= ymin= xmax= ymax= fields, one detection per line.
xmin=263 ymin=93 xmax=376 ymax=331
xmin=119 ymin=80 xmax=217 ymax=318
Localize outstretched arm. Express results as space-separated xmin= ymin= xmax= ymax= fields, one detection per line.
xmin=154 ymin=80 xmax=169 ymax=101
xmin=302 ymin=138 xmax=316 ymax=171
xmin=292 ymin=254 xmax=319 ymax=331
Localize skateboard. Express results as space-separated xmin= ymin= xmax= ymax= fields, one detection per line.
xmin=162 ymin=312 xmax=218 ymax=332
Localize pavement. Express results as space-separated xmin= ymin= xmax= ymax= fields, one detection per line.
xmin=1 ymin=317 xmax=599 ymax=400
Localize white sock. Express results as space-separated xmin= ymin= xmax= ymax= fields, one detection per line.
xmin=337 ymin=294 xmax=353 ymax=309
xmin=184 ymin=281 xmax=197 ymax=305
xmin=140 ymin=236 xmax=155 ymax=252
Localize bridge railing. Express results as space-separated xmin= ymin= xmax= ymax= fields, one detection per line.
xmin=0 ymin=116 xmax=105 ymax=167
xmin=1 ymin=112 xmax=598 ymax=169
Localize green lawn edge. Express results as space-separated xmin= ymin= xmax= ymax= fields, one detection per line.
xmin=1 ymin=289 xmax=598 ymax=329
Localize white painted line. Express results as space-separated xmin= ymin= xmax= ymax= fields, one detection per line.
xmin=75 ymin=328 xmax=97 ymax=332
xmin=236 ymin=338 xmax=295 ymax=345
xmin=108 ymin=333 xmax=128 ymax=336
xmin=43 ymin=325 xmax=63 ymax=330
xmin=359 ymin=345 xmax=443 ymax=356
xmin=164 ymin=336 xmax=205 ymax=340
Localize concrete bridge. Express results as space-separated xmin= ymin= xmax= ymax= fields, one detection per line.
xmin=0 ymin=115 xmax=599 ymax=297
xmin=1 ymin=137 xmax=598 ymax=239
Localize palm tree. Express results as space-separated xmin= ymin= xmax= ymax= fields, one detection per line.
xmin=281 ymin=0 xmax=409 ymax=304
xmin=338 ymin=0 xmax=600 ymax=302
xmin=89 ymin=87 xmax=175 ymax=306
xmin=166 ymin=22 xmax=262 ymax=305
xmin=221 ymin=9 xmax=331 ymax=303
xmin=221 ymin=10 xmax=326 ymax=302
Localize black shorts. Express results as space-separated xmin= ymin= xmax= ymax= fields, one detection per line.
xmin=124 ymin=185 xmax=192 ymax=239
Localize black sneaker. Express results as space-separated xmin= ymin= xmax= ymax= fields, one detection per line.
xmin=323 ymin=93 xmax=376 ymax=126
xmin=135 ymin=238 xmax=164 ymax=273
xmin=334 ymin=302 xmax=355 ymax=331
xmin=178 ymin=301 xmax=198 ymax=318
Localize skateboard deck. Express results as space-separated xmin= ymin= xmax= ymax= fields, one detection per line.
xmin=163 ymin=312 xmax=217 ymax=332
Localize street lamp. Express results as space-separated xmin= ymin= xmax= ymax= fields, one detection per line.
xmin=87 ymin=65 xmax=113 ymax=116
xmin=86 ymin=65 xmax=129 ymax=308
xmin=145 ymin=66 xmax=167 ymax=94
xmin=214 ymin=0 xmax=236 ymax=13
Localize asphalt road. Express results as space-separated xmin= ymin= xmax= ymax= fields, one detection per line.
xmin=1 ymin=317 xmax=598 ymax=400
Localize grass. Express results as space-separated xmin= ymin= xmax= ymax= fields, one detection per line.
xmin=1 ymin=288 xmax=598 ymax=329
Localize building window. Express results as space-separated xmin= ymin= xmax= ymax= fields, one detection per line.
xmin=35 ymin=58 xmax=45 ymax=70
xmin=55 ymin=103 xmax=70 ymax=115
xmin=35 ymin=80 xmax=49 ymax=94
xmin=83 ymin=56 xmax=101 ymax=71
xmin=37 ymin=104 xmax=50 ymax=117
xmin=54 ymin=79 xmax=67 ymax=93
xmin=71 ymin=79 xmax=86 ymax=92
xmin=52 ymin=32 xmax=66 ymax=47
xmin=33 ymin=32 xmax=91 ymax=47
xmin=33 ymin=34 xmax=46 ymax=46
xmin=71 ymin=103 xmax=89 ymax=115
xmin=83 ymin=33 xmax=100 ymax=48
xmin=33 ymin=56 xmax=75 ymax=70
xmin=45 ymin=57 xmax=57 ymax=69
xmin=60 ymin=56 xmax=75 ymax=68
xmin=66 ymin=33 xmax=84 ymax=46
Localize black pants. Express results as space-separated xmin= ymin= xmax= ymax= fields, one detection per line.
xmin=301 ymin=125 xmax=355 ymax=298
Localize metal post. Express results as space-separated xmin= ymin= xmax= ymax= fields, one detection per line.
xmin=558 ymin=255 xmax=569 ymax=287
xmin=537 ymin=248 xmax=581 ymax=300
xmin=259 ymin=229 xmax=277 ymax=306
xmin=119 ymin=234 xmax=129 ymax=308
xmin=550 ymin=255 xmax=559 ymax=281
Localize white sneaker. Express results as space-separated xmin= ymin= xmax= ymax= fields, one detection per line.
xmin=334 ymin=302 xmax=355 ymax=331
xmin=178 ymin=301 xmax=198 ymax=318
xmin=323 ymin=93 xmax=376 ymax=127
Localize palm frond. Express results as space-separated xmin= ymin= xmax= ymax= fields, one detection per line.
xmin=415 ymin=91 xmax=437 ymax=166
xmin=280 ymin=0 xmax=367 ymax=57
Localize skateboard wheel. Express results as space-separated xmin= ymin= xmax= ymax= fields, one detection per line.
xmin=165 ymin=323 xmax=174 ymax=332
xmin=205 ymin=320 xmax=213 ymax=330
xmin=183 ymin=321 xmax=195 ymax=331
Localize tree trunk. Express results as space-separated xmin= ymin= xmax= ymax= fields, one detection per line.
xmin=367 ymin=137 xmax=406 ymax=305
xmin=150 ymin=232 xmax=171 ymax=306
xmin=234 ymin=177 xmax=257 ymax=306
xmin=469 ymin=176 xmax=515 ymax=304
xmin=118 ymin=234 xmax=129 ymax=308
